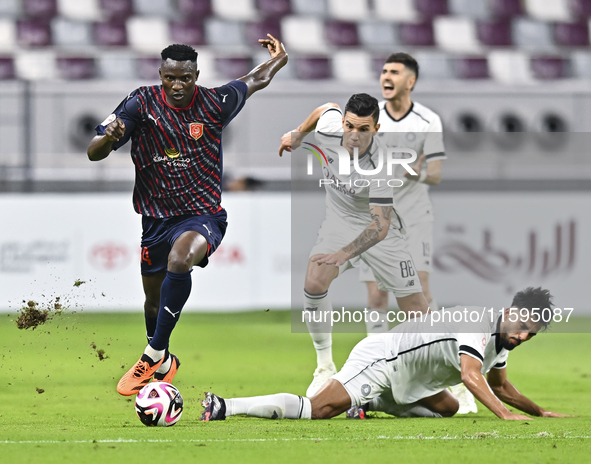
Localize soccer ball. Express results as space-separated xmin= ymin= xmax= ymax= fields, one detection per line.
xmin=135 ymin=381 xmax=183 ymax=427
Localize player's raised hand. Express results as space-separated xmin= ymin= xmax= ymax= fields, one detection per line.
xmin=279 ymin=130 xmax=304 ymax=157
xmin=259 ymin=34 xmax=287 ymax=60
xmin=105 ymin=118 xmax=126 ymax=142
xmin=403 ymin=153 xmax=427 ymax=180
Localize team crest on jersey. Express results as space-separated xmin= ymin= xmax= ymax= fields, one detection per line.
xmin=189 ymin=123 xmax=203 ymax=140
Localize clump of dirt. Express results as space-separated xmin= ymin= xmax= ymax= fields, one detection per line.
xmin=36 ymin=387 xmax=45 ymax=394
xmin=73 ymin=279 xmax=86 ymax=287
xmin=90 ymin=342 xmax=109 ymax=361
xmin=15 ymin=299 xmax=66 ymax=330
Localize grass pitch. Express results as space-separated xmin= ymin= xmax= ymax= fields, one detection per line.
xmin=1 ymin=310 xmax=590 ymax=463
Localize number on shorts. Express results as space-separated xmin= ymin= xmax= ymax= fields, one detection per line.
xmin=400 ymin=260 xmax=415 ymax=278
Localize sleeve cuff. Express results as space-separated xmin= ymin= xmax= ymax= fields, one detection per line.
xmin=459 ymin=345 xmax=484 ymax=363
xmin=425 ymin=152 xmax=446 ymax=161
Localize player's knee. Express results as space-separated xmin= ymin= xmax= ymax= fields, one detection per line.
xmin=167 ymin=251 xmax=192 ymax=273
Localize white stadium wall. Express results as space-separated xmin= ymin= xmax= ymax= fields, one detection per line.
xmin=1 ymin=192 xmax=589 ymax=314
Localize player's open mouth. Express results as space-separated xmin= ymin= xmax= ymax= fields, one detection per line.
xmin=172 ymin=94 xmax=184 ymax=99
xmin=383 ymin=83 xmax=394 ymax=92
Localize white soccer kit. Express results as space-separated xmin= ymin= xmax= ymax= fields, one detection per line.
xmin=332 ymin=308 xmax=508 ymax=407
xmin=309 ymin=107 xmax=422 ymax=296
xmin=359 ymin=101 xmax=445 ymax=278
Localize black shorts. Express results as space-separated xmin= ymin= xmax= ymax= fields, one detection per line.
xmin=140 ymin=209 xmax=227 ymax=275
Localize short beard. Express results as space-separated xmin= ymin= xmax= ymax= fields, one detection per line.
xmin=500 ymin=336 xmax=519 ymax=351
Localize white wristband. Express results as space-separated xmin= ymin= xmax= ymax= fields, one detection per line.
xmin=418 ymin=170 xmax=428 ymax=183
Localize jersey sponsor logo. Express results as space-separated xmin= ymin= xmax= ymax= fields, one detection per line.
xmin=100 ymin=113 xmax=116 ymax=126
xmin=164 ymin=147 xmax=180 ymax=159
xmin=189 ymin=123 xmax=204 ymax=140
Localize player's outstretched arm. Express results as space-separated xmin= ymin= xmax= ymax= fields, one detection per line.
xmin=238 ymin=34 xmax=288 ymax=99
xmin=279 ymin=103 xmax=340 ymax=156
xmin=312 ymin=205 xmax=392 ymax=267
xmin=460 ymin=355 xmax=529 ymax=420
xmin=487 ymin=367 xmax=570 ymax=418
xmin=87 ymin=118 xmax=126 ymax=161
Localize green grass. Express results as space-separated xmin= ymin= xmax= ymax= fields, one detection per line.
xmin=1 ymin=311 xmax=590 ymax=463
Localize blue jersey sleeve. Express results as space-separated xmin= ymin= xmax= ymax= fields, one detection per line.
xmin=214 ymin=80 xmax=248 ymax=128
xmin=95 ymin=91 xmax=142 ymax=150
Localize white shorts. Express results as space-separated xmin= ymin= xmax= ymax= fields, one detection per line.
xmin=359 ymin=221 xmax=433 ymax=283
xmin=332 ymin=335 xmax=392 ymax=407
xmin=310 ymin=220 xmax=423 ymax=297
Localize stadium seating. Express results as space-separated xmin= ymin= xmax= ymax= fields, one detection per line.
xmin=23 ymin=0 xmax=57 ymax=19
xmin=51 ymin=18 xmax=93 ymax=47
xmin=453 ymin=57 xmax=490 ymax=79
xmin=281 ymin=16 xmax=326 ymax=53
xmin=57 ymin=56 xmax=95 ymax=79
xmin=294 ymin=56 xmax=331 ymax=79
xmin=127 ymin=16 xmax=171 ymax=53
xmin=358 ymin=20 xmax=398 ymax=48
xmin=0 ymin=0 xmax=21 ymax=17
xmin=257 ymin=0 xmax=291 ymax=18
xmin=0 ymin=0 xmax=589 ymax=82
xmin=331 ymin=49 xmax=372 ymax=82
xmin=94 ymin=21 xmax=128 ymax=47
xmin=205 ymin=18 xmax=246 ymax=46
xmin=245 ymin=18 xmax=281 ymax=46
xmin=530 ymin=56 xmax=569 ymax=79
xmin=177 ymin=0 xmax=212 ymax=19
xmin=57 ymin=0 xmax=102 ymax=21
xmin=17 ymin=20 xmax=52 ymax=47
xmin=212 ymin=0 xmax=258 ymax=21
xmin=170 ymin=20 xmax=206 ymax=46
xmin=326 ymin=0 xmax=369 ymax=22
xmin=0 ymin=57 xmax=15 ymax=79
xmin=434 ymin=16 xmax=480 ymax=52
xmin=399 ymin=22 xmax=435 ymax=46
xmin=325 ymin=21 xmax=359 ymax=47
xmin=477 ymin=19 xmax=513 ymax=46
xmin=554 ymin=22 xmax=589 ymax=47
xmin=215 ymin=56 xmax=253 ymax=78
xmin=373 ymin=0 xmax=418 ymax=22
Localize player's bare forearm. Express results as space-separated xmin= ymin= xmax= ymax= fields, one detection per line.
xmin=238 ymin=34 xmax=288 ymax=98
xmin=461 ymin=356 xmax=528 ymax=420
xmin=87 ymin=135 xmax=114 ymax=161
xmin=279 ymin=103 xmax=340 ymax=156
xmin=424 ymin=159 xmax=442 ymax=185
xmin=489 ymin=380 xmax=544 ymax=416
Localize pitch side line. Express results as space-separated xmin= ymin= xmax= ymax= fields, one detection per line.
xmin=1 ymin=434 xmax=589 ymax=445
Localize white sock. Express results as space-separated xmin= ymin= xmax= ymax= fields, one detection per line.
xmin=429 ymin=297 xmax=439 ymax=312
xmin=144 ymin=344 xmax=165 ymax=362
xmin=155 ymin=353 xmax=171 ymax=374
xmin=226 ymin=394 xmax=312 ymax=419
xmin=304 ymin=290 xmax=333 ymax=368
xmin=365 ymin=308 xmax=389 ymax=335
xmin=369 ymin=397 xmax=442 ymax=418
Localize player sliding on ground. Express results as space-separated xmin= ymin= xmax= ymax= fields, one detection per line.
xmin=201 ymin=287 xmax=568 ymax=421
xmin=278 ymin=94 xmax=429 ymax=397
xmin=87 ymin=37 xmax=288 ymax=396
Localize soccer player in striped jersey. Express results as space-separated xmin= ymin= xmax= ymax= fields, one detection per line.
xmin=200 ymin=288 xmax=569 ymax=422
xmin=87 ymin=37 xmax=288 ymax=396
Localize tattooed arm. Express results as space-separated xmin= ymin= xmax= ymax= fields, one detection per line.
xmin=311 ymin=205 xmax=393 ymax=267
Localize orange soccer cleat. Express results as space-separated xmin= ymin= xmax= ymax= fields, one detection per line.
xmin=117 ymin=354 xmax=164 ymax=396
xmin=153 ymin=353 xmax=181 ymax=384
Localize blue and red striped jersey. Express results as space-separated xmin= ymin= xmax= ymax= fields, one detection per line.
xmin=96 ymin=80 xmax=247 ymax=218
